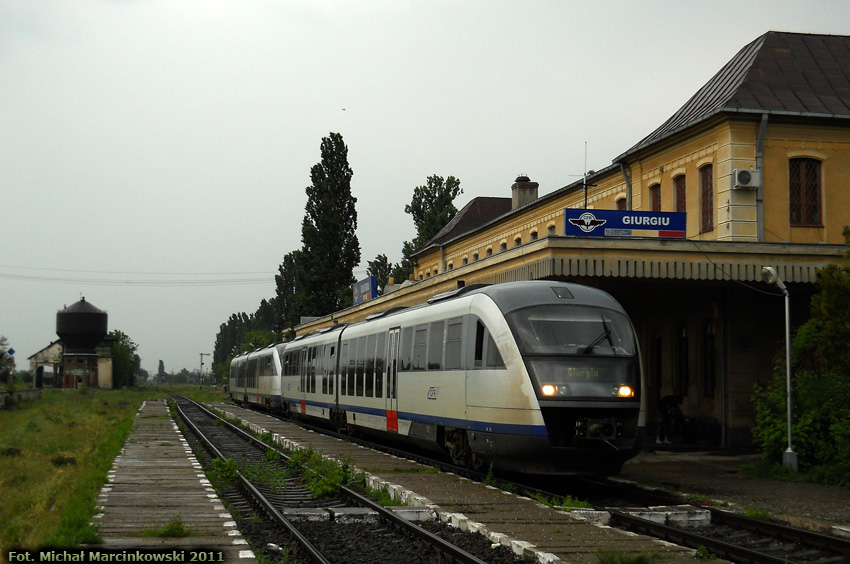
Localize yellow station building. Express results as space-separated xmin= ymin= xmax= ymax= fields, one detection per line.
xmin=298 ymin=31 xmax=850 ymax=447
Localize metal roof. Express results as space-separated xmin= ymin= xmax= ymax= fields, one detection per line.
xmin=619 ymin=31 xmax=850 ymax=160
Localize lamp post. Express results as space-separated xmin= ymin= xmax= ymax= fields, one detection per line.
xmin=761 ymin=266 xmax=798 ymax=471
xmin=199 ymin=352 xmax=210 ymax=386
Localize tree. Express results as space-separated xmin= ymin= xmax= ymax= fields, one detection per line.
xmin=0 ymin=335 xmax=15 ymax=384
xmin=406 ymin=174 xmax=463 ymax=248
xmin=751 ymin=226 xmax=850 ymax=483
xmin=367 ymin=253 xmax=392 ymax=291
xmin=109 ymin=330 xmax=139 ymax=388
xmin=395 ymin=174 xmax=462 ymax=281
xmin=295 ymin=132 xmax=360 ymax=317
xmin=274 ymin=250 xmax=302 ymax=331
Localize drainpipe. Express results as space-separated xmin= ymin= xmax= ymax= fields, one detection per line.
xmin=439 ymin=245 xmax=446 ymax=273
xmin=619 ymin=162 xmax=633 ymax=210
xmin=756 ymin=113 xmax=768 ymax=242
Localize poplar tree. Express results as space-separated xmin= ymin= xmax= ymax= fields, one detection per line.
xmin=296 ymin=132 xmax=360 ymax=317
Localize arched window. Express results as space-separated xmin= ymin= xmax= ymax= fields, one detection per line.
xmin=616 ymin=197 xmax=627 ymax=211
xmin=499 ymin=242 xmax=507 ymax=252
xmin=676 ymin=321 xmax=689 ymax=396
xmin=514 ymin=236 xmax=521 ymax=247
xmin=789 ymin=158 xmax=822 ymax=226
xmin=649 ymin=184 xmax=661 ymax=212
xmin=530 ymin=230 xmax=538 ymax=241
xmin=674 ymin=175 xmax=686 ymax=213
xmin=699 ymin=164 xmax=713 ymax=233
xmin=702 ymin=318 xmax=716 ymax=397
xmin=462 ymin=257 xmax=468 ymax=266
xmin=473 ymin=252 xmax=479 ymax=262
xmin=547 ymin=224 xmax=556 ymax=236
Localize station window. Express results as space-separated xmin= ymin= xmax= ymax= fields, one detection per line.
xmin=616 ymin=198 xmax=627 ymax=211
xmin=674 ymin=175 xmax=686 ymax=213
xmin=700 ymin=164 xmax=714 ymax=233
xmin=650 ymin=184 xmax=661 ymax=212
xmin=530 ymin=230 xmax=538 ymax=241
xmin=514 ymin=236 xmax=522 ymax=247
xmin=789 ymin=158 xmax=822 ymax=226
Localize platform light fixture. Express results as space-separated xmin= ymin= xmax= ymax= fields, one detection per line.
xmin=761 ymin=266 xmax=798 ymax=472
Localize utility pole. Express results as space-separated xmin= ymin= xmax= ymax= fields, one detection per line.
xmin=199 ymin=353 xmax=210 ymax=386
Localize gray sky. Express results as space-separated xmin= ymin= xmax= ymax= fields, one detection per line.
xmin=2 ymin=1 xmax=848 ymax=375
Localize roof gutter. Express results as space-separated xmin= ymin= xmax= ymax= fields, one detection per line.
xmin=618 ymin=162 xmax=633 ymax=210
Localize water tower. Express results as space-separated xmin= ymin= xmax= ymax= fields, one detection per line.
xmin=56 ymin=298 xmax=108 ymax=388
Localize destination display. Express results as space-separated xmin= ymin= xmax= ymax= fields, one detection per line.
xmin=564 ymin=209 xmax=686 ymax=238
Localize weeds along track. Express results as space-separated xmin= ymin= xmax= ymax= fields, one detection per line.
xmin=172 ymin=397 xmax=524 ymax=564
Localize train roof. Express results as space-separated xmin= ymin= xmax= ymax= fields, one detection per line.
xmin=455 ymin=280 xmax=624 ymax=315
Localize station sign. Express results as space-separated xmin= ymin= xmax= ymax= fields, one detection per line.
xmin=352 ymin=276 xmax=378 ymax=305
xmin=564 ymin=209 xmax=686 ymax=238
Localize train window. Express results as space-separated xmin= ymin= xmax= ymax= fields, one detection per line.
xmin=485 ymin=333 xmax=505 ymax=368
xmin=320 ymin=345 xmax=328 ymax=395
xmin=474 ymin=321 xmax=485 ymax=368
xmin=445 ymin=318 xmax=463 ymax=370
xmin=365 ymin=334 xmax=376 ymax=397
xmin=339 ymin=341 xmax=349 ymax=396
xmin=428 ymin=321 xmax=444 ymax=369
xmin=356 ymin=337 xmax=366 ymax=396
xmin=401 ymin=327 xmax=413 ymax=371
xmin=375 ymin=333 xmax=386 ymax=398
xmin=348 ymin=339 xmax=357 ymax=396
xmin=412 ymin=326 xmax=428 ymax=371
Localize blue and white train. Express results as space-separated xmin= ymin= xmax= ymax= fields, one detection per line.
xmin=229 ymin=281 xmax=644 ymax=475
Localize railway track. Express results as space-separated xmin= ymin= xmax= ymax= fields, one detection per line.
xmin=173 ymin=397 xmax=524 ymax=564
xmin=211 ymin=401 xmax=850 ymax=564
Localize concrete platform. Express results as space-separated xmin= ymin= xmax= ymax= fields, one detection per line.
xmin=210 ymin=403 xmax=705 ymax=564
xmin=95 ymin=399 xmax=256 ymax=562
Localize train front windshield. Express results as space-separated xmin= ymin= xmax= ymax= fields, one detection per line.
xmin=506 ymin=305 xmax=640 ymax=400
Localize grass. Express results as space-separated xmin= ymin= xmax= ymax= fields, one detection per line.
xmin=596 ymin=548 xmax=658 ymax=564
xmin=140 ymin=515 xmax=194 ymax=538
xmin=0 ymin=384 xmax=229 ymax=552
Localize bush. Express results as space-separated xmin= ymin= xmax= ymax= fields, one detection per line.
xmin=751 ymin=238 xmax=850 ymax=485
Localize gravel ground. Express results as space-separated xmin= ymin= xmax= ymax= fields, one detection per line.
xmin=619 ymin=448 xmax=850 ymax=532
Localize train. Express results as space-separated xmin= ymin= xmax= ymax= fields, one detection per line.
xmin=229 ymin=280 xmax=644 ymax=475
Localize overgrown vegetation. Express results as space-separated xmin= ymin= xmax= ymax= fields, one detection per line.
xmin=140 ymin=515 xmax=194 ymax=538
xmin=750 ymin=226 xmax=850 ymax=487
xmin=286 ymin=447 xmax=361 ymax=498
xmin=0 ymin=385 xmax=226 ymax=552
xmin=595 ymin=548 xmax=658 ymax=564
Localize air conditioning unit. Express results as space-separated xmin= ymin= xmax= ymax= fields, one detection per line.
xmin=732 ymin=168 xmax=761 ymax=190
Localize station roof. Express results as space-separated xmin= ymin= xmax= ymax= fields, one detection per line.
xmin=619 ymin=31 xmax=850 ymax=160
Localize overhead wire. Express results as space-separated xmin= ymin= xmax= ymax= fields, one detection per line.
xmin=0 ymin=264 xmax=275 ymax=287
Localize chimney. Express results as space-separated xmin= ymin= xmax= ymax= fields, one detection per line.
xmin=511 ymin=175 xmax=538 ymax=209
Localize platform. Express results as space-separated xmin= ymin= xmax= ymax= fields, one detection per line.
xmin=94 ymin=399 xmax=257 ymax=562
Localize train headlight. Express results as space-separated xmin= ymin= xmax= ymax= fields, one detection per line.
xmin=541 ymin=384 xmax=557 ymax=396
xmin=616 ymin=385 xmax=634 ymax=398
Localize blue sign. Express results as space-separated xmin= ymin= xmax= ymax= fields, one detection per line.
xmin=564 ymin=209 xmax=686 ymax=238
xmin=352 ymin=276 xmax=378 ymax=305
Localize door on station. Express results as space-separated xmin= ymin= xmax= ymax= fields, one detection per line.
xmin=385 ymin=327 xmax=400 ymax=432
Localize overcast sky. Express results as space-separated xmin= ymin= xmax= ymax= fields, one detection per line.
xmin=2 ymin=1 xmax=848 ymax=376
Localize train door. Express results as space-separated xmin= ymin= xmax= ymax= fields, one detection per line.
xmin=385 ymin=327 xmax=400 ymax=432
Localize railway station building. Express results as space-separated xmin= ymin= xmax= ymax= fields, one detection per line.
xmin=297 ymin=31 xmax=850 ymax=447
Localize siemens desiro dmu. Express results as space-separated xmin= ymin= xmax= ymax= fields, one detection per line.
xmin=229 ymin=281 xmax=644 ymax=474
